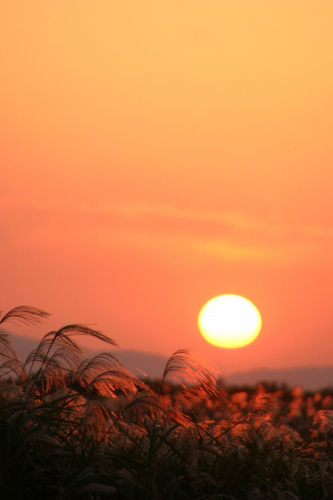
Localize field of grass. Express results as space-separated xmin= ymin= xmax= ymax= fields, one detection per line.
xmin=2 ymin=306 xmax=333 ymax=499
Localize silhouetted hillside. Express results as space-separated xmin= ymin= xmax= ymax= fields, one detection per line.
xmin=223 ymin=366 xmax=333 ymax=391
xmin=8 ymin=332 xmax=169 ymax=378
xmin=7 ymin=332 xmax=333 ymax=390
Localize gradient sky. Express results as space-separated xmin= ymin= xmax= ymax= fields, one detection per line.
xmin=1 ymin=1 xmax=333 ymax=376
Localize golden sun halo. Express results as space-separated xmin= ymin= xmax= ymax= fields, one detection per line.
xmin=198 ymin=294 xmax=262 ymax=349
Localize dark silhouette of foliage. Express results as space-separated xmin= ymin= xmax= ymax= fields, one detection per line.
xmin=1 ymin=306 xmax=333 ymax=499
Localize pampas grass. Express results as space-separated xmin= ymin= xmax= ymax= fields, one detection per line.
xmin=1 ymin=306 xmax=333 ymax=499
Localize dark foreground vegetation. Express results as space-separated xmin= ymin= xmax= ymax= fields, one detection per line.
xmin=2 ymin=307 xmax=333 ymax=499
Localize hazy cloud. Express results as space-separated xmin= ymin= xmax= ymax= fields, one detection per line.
xmin=2 ymin=197 xmax=332 ymax=266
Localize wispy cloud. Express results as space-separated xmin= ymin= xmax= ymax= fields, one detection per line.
xmin=2 ymin=196 xmax=332 ymax=265
xmin=109 ymin=201 xmax=333 ymax=240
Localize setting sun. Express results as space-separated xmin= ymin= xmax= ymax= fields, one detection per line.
xmin=198 ymin=295 xmax=262 ymax=349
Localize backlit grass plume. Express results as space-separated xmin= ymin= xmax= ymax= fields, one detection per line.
xmin=0 ymin=305 xmax=50 ymax=326
xmin=161 ymin=348 xmax=220 ymax=395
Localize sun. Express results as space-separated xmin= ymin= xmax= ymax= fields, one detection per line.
xmin=198 ymin=294 xmax=262 ymax=349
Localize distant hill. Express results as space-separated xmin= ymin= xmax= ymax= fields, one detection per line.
xmin=105 ymin=349 xmax=169 ymax=378
xmin=5 ymin=332 xmax=333 ymax=390
xmin=223 ymin=366 xmax=333 ymax=391
xmin=5 ymin=332 xmax=40 ymax=361
xmin=6 ymin=332 xmax=169 ymax=379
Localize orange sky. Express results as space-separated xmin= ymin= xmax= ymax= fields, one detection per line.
xmin=1 ymin=1 xmax=333 ymax=376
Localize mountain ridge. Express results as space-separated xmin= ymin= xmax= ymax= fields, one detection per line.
xmin=5 ymin=332 xmax=333 ymax=390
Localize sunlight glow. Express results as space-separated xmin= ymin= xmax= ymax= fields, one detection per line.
xmin=198 ymin=295 xmax=262 ymax=349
